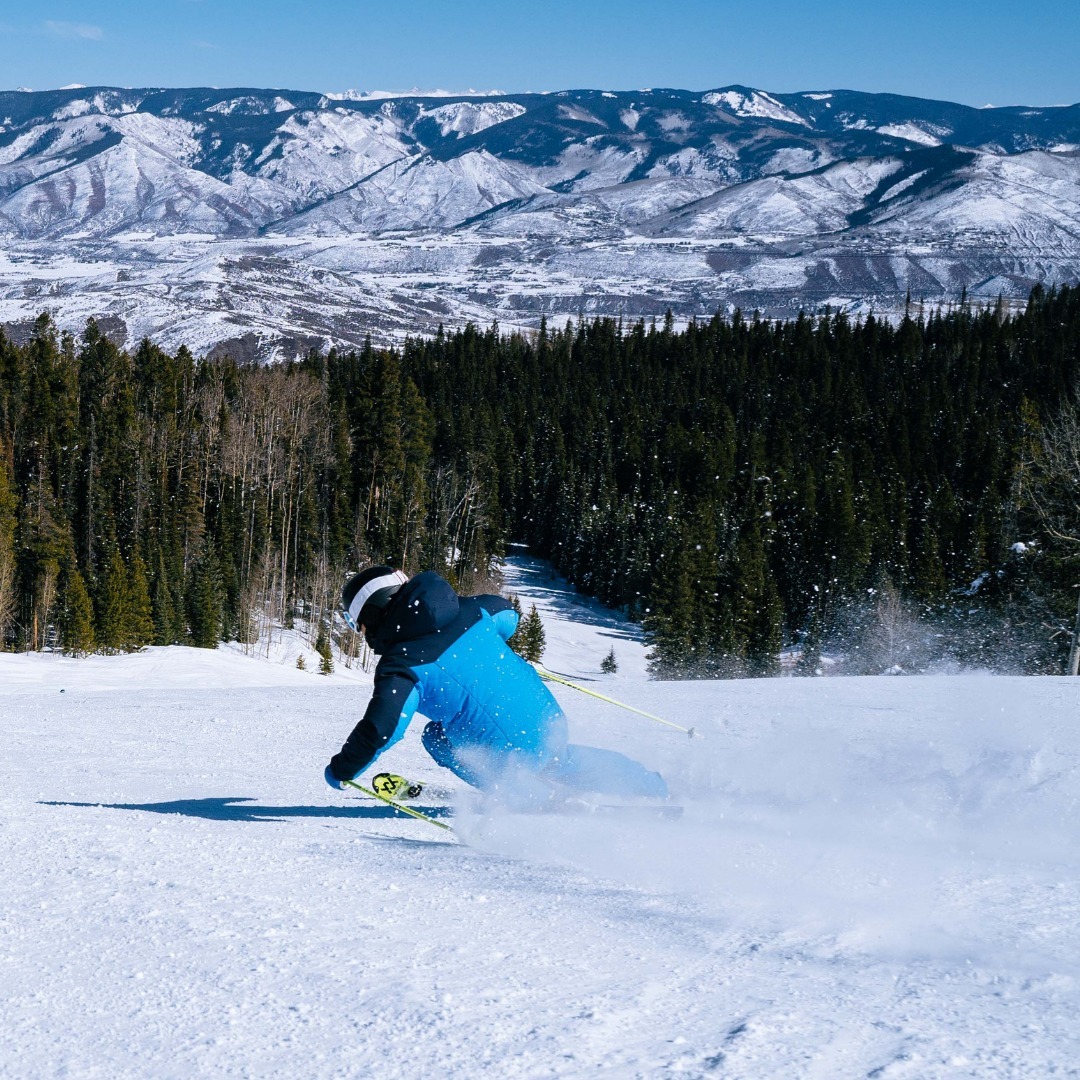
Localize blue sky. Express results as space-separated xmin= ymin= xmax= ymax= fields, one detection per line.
xmin=2 ymin=1 xmax=1077 ymax=107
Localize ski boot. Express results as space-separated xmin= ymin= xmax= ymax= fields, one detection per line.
xmin=372 ymin=773 xmax=424 ymax=800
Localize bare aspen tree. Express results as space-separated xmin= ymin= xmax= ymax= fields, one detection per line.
xmin=0 ymin=451 xmax=15 ymax=646
xmin=1031 ymin=403 xmax=1080 ymax=550
xmin=32 ymin=561 xmax=59 ymax=652
xmin=0 ymin=550 xmax=14 ymax=645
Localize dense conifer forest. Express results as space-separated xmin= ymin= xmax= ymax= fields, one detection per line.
xmin=1 ymin=285 xmax=1078 ymax=674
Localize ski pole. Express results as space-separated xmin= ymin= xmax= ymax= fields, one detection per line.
xmin=342 ymin=778 xmax=454 ymax=832
xmin=533 ymin=665 xmax=698 ymax=738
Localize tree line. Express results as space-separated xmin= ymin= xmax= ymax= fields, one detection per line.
xmin=401 ymin=288 xmax=1080 ymax=673
xmin=1 ymin=285 xmax=1078 ymax=673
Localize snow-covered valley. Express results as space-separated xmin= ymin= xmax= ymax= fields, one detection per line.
xmin=1 ymin=557 xmax=1078 ymax=1077
xmin=1 ymin=85 xmax=1078 ymax=354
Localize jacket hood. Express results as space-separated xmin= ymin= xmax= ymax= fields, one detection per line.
xmin=367 ymin=571 xmax=460 ymax=653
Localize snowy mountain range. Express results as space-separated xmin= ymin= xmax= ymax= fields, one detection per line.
xmin=1 ymin=84 xmax=1078 ymax=356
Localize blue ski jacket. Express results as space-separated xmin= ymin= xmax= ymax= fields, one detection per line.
xmin=328 ymin=572 xmax=565 ymax=782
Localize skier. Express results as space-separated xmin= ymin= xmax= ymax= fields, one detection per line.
xmin=323 ymin=565 xmax=668 ymax=804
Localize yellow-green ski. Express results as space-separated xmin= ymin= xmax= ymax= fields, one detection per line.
xmin=343 ymin=778 xmax=453 ymax=831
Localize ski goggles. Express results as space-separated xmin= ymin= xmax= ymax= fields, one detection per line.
xmin=342 ymin=569 xmax=409 ymax=632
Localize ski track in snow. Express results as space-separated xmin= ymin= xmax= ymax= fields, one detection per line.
xmin=1 ymin=555 xmax=1078 ymax=1078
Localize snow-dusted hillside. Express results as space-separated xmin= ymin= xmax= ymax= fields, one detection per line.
xmin=0 ymin=85 xmax=1078 ymax=353
xmin=1 ymin=556 xmax=1078 ymax=1077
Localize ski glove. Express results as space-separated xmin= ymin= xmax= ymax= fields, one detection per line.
xmin=324 ymin=763 xmax=348 ymax=790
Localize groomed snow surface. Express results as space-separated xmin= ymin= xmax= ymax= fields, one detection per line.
xmin=2 ymin=555 xmax=1078 ymax=1078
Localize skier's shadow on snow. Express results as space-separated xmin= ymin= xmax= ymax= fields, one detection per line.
xmin=42 ymin=797 xmax=454 ymax=824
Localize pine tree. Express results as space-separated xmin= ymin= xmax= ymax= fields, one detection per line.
xmin=188 ymin=541 xmax=223 ymax=649
xmin=61 ymin=569 xmax=95 ymax=656
xmin=316 ymin=624 xmax=334 ymax=675
xmin=151 ymin=550 xmax=182 ymax=646
xmin=600 ymin=647 xmax=618 ymax=674
xmin=520 ymin=604 xmax=546 ymax=663
xmin=97 ymin=549 xmax=129 ymax=654
xmin=125 ymin=554 xmax=154 ymax=650
xmin=505 ymin=592 xmax=526 ymax=657
xmin=731 ymin=516 xmax=783 ymax=676
xmin=644 ymin=540 xmax=703 ymax=678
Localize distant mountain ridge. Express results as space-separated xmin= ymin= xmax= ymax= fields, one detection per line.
xmin=1 ymin=84 xmax=1078 ymax=356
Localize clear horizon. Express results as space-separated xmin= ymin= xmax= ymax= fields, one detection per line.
xmin=1 ymin=1 xmax=1078 ymax=109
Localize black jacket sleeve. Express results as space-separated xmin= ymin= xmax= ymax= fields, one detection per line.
xmin=328 ymin=668 xmax=418 ymax=781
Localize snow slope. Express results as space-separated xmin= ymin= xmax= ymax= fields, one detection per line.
xmin=1 ymin=556 xmax=1078 ymax=1078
